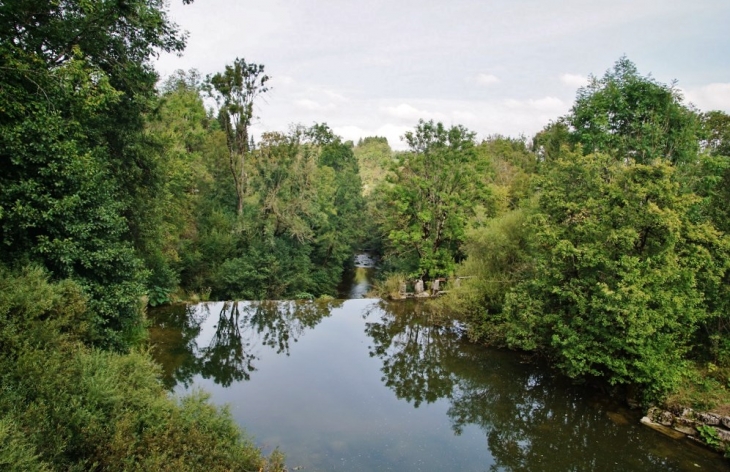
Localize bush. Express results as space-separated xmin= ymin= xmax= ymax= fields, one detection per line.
xmin=0 ymin=266 xmax=284 ymax=471
xmin=432 ymin=208 xmax=533 ymax=343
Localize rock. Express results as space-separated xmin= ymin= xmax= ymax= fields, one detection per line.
xmin=640 ymin=417 xmax=686 ymax=440
xmin=674 ymin=424 xmax=698 ymax=436
xmin=658 ymin=411 xmax=674 ymax=426
xmin=715 ymin=428 xmax=730 ymax=443
xmin=414 ymin=279 xmax=424 ymax=295
xmin=672 ymin=417 xmax=698 ymax=435
xmin=669 ymin=405 xmax=694 ymax=418
xmin=697 ymin=412 xmax=721 ymax=426
xmin=607 ymin=411 xmax=630 ymax=425
xmin=431 ymin=279 xmax=440 ymax=295
xmin=646 ymin=406 xmax=662 ymax=421
xmin=722 ymin=416 xmax=730 ymax=429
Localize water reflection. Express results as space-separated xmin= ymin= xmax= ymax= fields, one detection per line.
xmin=365 ymin=301 xmax=459 ymax=407
xmin=365 ymin=300 xmax=724 ymax=471
xmin=149 ymin=299 xmax=727 ymax=471
xmin=150 ymin=299 xmax=341 ymax=388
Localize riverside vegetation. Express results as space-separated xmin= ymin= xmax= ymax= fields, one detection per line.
xmin=2 ymin=0 xmax=730 ymax=468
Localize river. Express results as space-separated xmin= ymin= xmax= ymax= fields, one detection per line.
xmin=149 ymin=257 xmax=728 ymax=471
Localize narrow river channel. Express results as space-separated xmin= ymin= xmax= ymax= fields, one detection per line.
xmin=149 ymin=255 xmax=728 ymax=471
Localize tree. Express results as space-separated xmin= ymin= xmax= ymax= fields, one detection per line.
xmin=698 ymin=110 xmax=730 ymax=157
xmin=206 ymin=58 xmax=270 ymax=215
xmin=374 ymin=120 xmax=491 ymax=278
xmin=306 ymin=125 xmax=366 ymax=291
xmin=501 ymin=151 xmax=726 ymax=397
xmin=566 ymin=57 xmax=698 ymax=165
xmin=143 ymin=70 xmax=213 ymax=303
xmin=0 ymin=1 xmax=187 ymax=349
xmin=354 ymin=136 xmax=393 ymax=194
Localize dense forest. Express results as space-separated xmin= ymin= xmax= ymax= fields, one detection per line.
xmin=2 ymin=0 xmax=730 ymax=469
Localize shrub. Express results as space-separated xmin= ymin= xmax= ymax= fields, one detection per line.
xmin=0 ymin=266 xmax=284 ymax=471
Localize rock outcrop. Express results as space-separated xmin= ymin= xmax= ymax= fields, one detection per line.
xmin=642 ymin=406 xmax=730 ymax=452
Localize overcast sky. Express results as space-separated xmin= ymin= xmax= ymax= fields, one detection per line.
xmin=156 ymin=0 xmax=730 ymax=150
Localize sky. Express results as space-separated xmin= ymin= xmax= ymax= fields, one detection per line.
xmin=156 ymin=0 xmax=730 ymax=150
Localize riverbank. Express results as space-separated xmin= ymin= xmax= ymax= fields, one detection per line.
xmin=643 ymin=405 xmax=730 ymax=455
xmin=639 ymin=365 xmax=730 ymax=456
xmin=0 ymin=267 xmax=286 ymax=471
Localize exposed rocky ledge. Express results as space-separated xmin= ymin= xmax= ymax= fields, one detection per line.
xmin=642 ymin=405 xmax=730 ymax=453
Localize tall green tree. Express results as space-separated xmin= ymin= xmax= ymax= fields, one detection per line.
xmin=501 ymin=151 xmax=727 ymax=397
xmin=566 ymin=57 xmax=698 ymax=165
xmin=307 ymin=125 xmax=366 ymax=290
xmin=0 ymin=0 xmax=187 ymax=349
xmin=374 ymin=120 xmax=491 ymax=278
xmin=206 ymin=58 xmax=270 ymax=215
xmin=143 ymin=70 xmax=214 ymax=303
xmin=698 ymin=110 xmax=730 ymax=157
xmin=354 ymin=136 xmax=393 ymax=194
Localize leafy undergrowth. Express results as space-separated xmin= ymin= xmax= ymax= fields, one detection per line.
xmin=664 ymin=363 xmax=730 ymax=415
xmin=0 ymin=266 xmax=285 ymax=472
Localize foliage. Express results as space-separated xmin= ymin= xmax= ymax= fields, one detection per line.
xmin=674 ymin=154 xmax=730 ymax=365
xmin=373 ymin=120 xmax=492 ymax=278
xmin=697 ymin=424 xmax=721 ymax=448
xmin=0 ymin=417 xmax=49 ymax=472
xmin=500 ymin=152 xmax=727 ymax=398
xmin=433 ymin=209 xmax=534 ymax=343
xmin=475 ymin=136 xmax=536 ymax=215
xmin=370 ymin=272 xmax=408 ymax=300
xmin=665 ymin=363 xmax=730 ymax=412
xmin=699 ymin=110 xmax=730 ymax=157
xmin=566 ymin=57 xmax=699 ymax=164
xmin=0 ymin=46 xmax=148 ymax=349
xmin=166 ymin=121 xmax=364 ymax=300
xmin=144 ymin=70 xmax=214 ymax=301
xmin=354 ymin=136 xmax=394 ymax=194
xmin=205 ymin=58 xmax=270 ymax=215
xmin=532 ymin=120 xmax=571 ymax=162
xmin=0 ymin=265 xmax=284 ymax=471
xmin=0 ymin=0 xmax=189 ymax=349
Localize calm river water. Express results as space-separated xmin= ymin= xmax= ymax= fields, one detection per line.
xmin=149 ymin=268 xmax=728 ymax=471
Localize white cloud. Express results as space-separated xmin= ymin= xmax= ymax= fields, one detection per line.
xmin=381 ymin=103 xmax=446 ymax=122
xmin=475 ymin=73 xmax=500 ymax=86
xmin=561 ymin=73 xmax=589 ymax=88
xmin=382 ymin=103 xmax=421 ymax=120
xmin=375 ymin=124 xmax=412 ymax=148
xmin=682 ymin=83 xmax=730 ymax=112
xmin=330 ymin=123 xmax=410 ymax=150
xmin=323 ymin=89 xmax=349 ymax=102
xmin=275 ymin=75 xmax=296 ymax=86
xmin=294 ymin=99 xmax=336 ymax=112
xmin=333 ymin=125 xmax=367 ymax=143
xmin=452 ymin=110 xmax=478 ymax=121
xmin=503 ymin=96 xmax=567 ymax=112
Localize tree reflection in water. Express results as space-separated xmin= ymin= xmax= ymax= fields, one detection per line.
xmin=366 ymin=300 xmax=713 ymax=472
xmin=364 ymin=300 xmax=461 ymax=407
xmin=150 ymin=299 xmax=341 ymax=388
